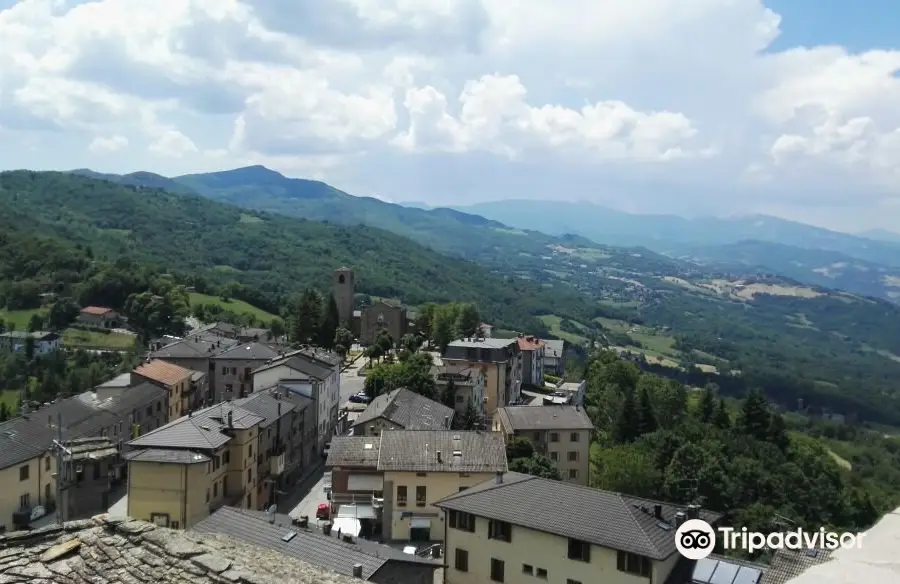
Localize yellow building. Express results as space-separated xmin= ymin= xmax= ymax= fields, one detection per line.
xmin=493 ymin=406 xmax=593 ymax=485
xmin=378 ymin=430 xmax=508 ymax=542
xmin=126 ymin=402 xmax=268 ymax=529
xmin=435 ymin=472 xmax=721 ymax=584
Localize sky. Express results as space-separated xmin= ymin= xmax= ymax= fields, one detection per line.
xmin=1 ymin=1 xmax=899 ymax=233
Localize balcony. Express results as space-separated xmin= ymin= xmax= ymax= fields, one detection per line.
xmin=270 ymin=452 xmax=285 ymax=475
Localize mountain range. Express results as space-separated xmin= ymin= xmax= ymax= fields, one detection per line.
xmin=73 ymin=166 xmax=900 ymax=303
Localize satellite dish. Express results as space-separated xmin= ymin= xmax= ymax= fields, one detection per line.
xmin=267 ymin=505 xmax=277 ymax=514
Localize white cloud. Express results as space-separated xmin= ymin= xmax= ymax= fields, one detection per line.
xmin=88 ymin=134 xmax=128 ymax=153
xmin=0 ymin=0 xmax=899 ymax=231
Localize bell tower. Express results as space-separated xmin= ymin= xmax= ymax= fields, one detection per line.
xmin=332 ymin=267 xmax=355 ymax=327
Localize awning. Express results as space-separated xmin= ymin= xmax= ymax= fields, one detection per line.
xmin=332 ymin=517 xmax=361 ymax=537
xmin=410 ymin=518 xmax=432 ymax=529
xmin=337 ymin=504 xmax=377 ymax=520
xmin=347 ymin=474 xmax=383 ymax=491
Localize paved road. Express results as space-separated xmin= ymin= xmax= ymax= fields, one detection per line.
xmin=285 ymin=470 xmax=330 ymax=522
xmin=339 ymin=359 xmax=366 ymax=404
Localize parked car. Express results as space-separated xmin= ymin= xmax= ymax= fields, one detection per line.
xmin=349 ymin=392 xmax=371 ymax=404
xmin=316 ymin=503 xmax=331 ymax=521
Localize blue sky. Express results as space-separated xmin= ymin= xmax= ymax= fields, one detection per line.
xmin=766 ymin=0 xmax=900 ymax=52
xmin=1 ymin=0 xmax=900 ymax=232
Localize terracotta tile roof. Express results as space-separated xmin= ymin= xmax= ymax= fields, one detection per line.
xmin=517 ymin=335 xmax=544 ymax=350
xmin=134 ymin=359 xmax=194 ymax=387
xmin=81 ymin=306 xmax=114 ymax=315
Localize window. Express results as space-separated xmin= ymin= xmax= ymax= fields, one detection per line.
xmin=93 ymin=464 xmax=101 ymax=480
xmin=549 ymin=432 xmax=559 ymax=442
xmin=222 ymin=367 xmax=227 ymax=375
xmin=44 ymin=457 xmax=50 ymax=471
xmin=449 ymin=510 xmax=476 ymax=532
xmin=569 ymin=469 xmax=579 ymax=479
xmin=147 ymin=406 xmax=152 ymax=417
xmin=568 ymin=539 xmax=591 ymax=562
xmin=246 ymin=468 xmax=252 ymax=483
xmin=416 ymin=485 xmax=427 ymax=506
xmin=567 ymin=580 xmax=583 ymax=584
xmin=206 ymin=489 xmax=210 ymax=502
xmin=19 ymin=465 xmax=29 ymax=481
xmin=522 ymin=564 xmax=533 ymax=575
xmin=224 ymin=450 xmax=230 ymax=464
xmin=19 ymin=493 xmax=30 ymax=509
xmin=536 ymin=568 xmax=548 ymax=579
xmin=617 ymin=552 xmax=651 ymax=577
xmin=416 ymin=472 xmax=427 ymax=477
xmin=397 ymin=486 xmax=408 ymax=505
xmin=567 ymin=451 xmax=578 ymax=461
xmin=213 ymin=482 xmax=218 ymax=497
xmin=570 ymin=432 xmax=580 ymax=442
xmin=248 ymin=444 xmax=253 ymax=457
xmin=550 ymin=451 xmax=559 ymax=461
xmin=490 ymin=558 xmax=505 ymax=582
xmin=488 ymin=520 xmax=512 ymax=542
xmin=455 ymin=549 xmax=469 ymax=572
xmin=156 ymin=402 xmax=161 ymax=412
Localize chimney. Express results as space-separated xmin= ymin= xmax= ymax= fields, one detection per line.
xmin=687 ymin=504 xmax=700 ymax=520
xmin=495 ymin=471 xmax=503 ymax=484
xmin=675 ymin=512 xmax=687 ymax=527
xmin=654 ymin=504 xmax=662 ymax=519
xmin=352 ymin=564 xmax=363 ymax=578
xmin=188 ymin=410 xmax=192 ymax=418
xmin=227 ymin=411 xmax=233 ymax=427
xmin=436 ymin=451 xmax=442 ymax=464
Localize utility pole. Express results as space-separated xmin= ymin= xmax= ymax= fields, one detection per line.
xmin=50 ymin=413 xmax=72 ymax=526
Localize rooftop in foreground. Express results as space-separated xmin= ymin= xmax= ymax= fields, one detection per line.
xmin=0 ymin=514 xmax=361 ymax=584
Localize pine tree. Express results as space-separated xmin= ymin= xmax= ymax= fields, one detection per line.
xmin=318 ymin=294 xmax=340 ymax=348
xmin=699 ymin=385 xmax=716 ymax=422
xmin=612 ymin=389 xmax=640 ymax=443
xmin=767 ymin=413 xmax=790 ymax=451
xmin=738 ymin=389 xmax=772 ymax=441
xmin=713 ymin=399 xmax=731 ymax=429
xmin=441 ymin=378 xmax=457 ymax=410
xmin=636 ymin=386 xmax=657 ymax=436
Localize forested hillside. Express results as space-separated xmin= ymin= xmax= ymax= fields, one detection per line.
xmin=0 ymin=171 xmax=594 ymax=334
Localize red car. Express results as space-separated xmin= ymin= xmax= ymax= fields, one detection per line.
xmin=316 ymin=503 xmax=331 ymax=521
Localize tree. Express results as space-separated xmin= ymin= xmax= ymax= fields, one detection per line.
xmin=612 ymin=389 xmax=639 ymax=443
xmin=365 ymin=343 xmax=383 ymax=366
xmin=506 ymin=437 xmax=535 ymax=461
xmin=431 ymin=304 xmax=457 ymax=351
xmin=636 ymin=386 xmax=658 ymax=436
xmin=714 ymin=399 xmax=731 ymax=429
xmin=400 ymin=333 xmax=419 ymax=354
xmin=699 ymin=385 xmax=716 ymax=423
xmin=269 ymin=318 xmax=286 ymax=340
xmin=738 ymin=389 xmax=771 ymax=441
xmin=375 ymin=329 xmax=393 ymax=354
xmin=318 ymin=294 xmax=341 ymax=348
xmin=591 ymin=444 xmax=661 ymax=499
xmin=27 ymin=313 xmax=44 ymax=333
xmin=456 ymin=399 xmax=479 ymax=430
xmin=454 ymin=303 xmax=480 ymax=338
xmin=287 ymin=288 xmax=323 ymax=345
xmin=0 ymin=402 xmax=10 ymax=422
xmin=767 ymin=413 xmax=790 ymax=451
xmin=47 ymin=299 xmax=79 ymax=331
xmin=415 ymin=303 xmax=436 ymax=341
xmin=334 ymin=327 xmax=354 ymax=350
xmin=509 ymin=455 xmax=562 ymax=480
xmin=441 ymin=377 xmax=457 ymax=410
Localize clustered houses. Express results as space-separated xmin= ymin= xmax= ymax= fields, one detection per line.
xmin=0 ymin=380 xmax=167 ymax=532
xmin=440 ymin=337 xmax=523 ymax=426
xmin=0 ymin=330 xmax=61 ymax=355
xmin=350 ymin=388 xmax=455 ymax=437
xmin=516 ymin=334 xmax=545 ymax=388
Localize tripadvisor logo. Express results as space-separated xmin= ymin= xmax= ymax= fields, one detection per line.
xmin=675 ymin=519 xmax=865 ymax=559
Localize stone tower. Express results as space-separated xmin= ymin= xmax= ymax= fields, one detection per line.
xmin=332 ymin=266 xmax=355 ymax=327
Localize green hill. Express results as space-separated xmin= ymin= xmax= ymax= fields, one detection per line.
xmin=0 ymin=171 xmax=593 ymax=334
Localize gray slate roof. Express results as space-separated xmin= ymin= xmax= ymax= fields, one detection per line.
xmin=436 ymin=472 xmax=720 ymax=560
xmin=325 ymin=436 xmax=381 ymax=468
xmin=447 ymin=337 xmax=517 ymax=349
xmin=128 ymin=403 xmax=263 ymax=450
xmin=496 ymin=405 xmax=593 ymax=431
xmin=192 ymin=507 xmax=438 ymax=581
xmin=542 ymin=339 xmax=564 ymax=357
xmin=352 ymin=388 xmax=454 ymax=431
xmin=253 ymin=352 xmax=333 ymax=381
xmin=126 ymin=449 xmax=211 ymax=465
xmin=0 ymin=514 xmax=362 ymax=584
xmin=232 ymin=391 xmax=297 ymax=429
xmin=0 ymin=382 xmax=166 ymax=470
xmin=377 ymin=430 xmax=508 ymax=473
xmin=211 ymin=341 xmax=281 ymax=361
xmin=150 ymin=332 xmax=239 ymax=360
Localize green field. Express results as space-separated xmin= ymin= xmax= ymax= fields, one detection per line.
xmin=539 ymin=315 xmax=588 ymax=345
xmin=0 ymin=308 xmax=48 ymax=329
xmin=189 ymin=293 xmax=277 ymax=321
xmin=0 ymin=390 xmax=17 ymax=411
xmin=63 ymin=328 xmax=136 ymax=350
